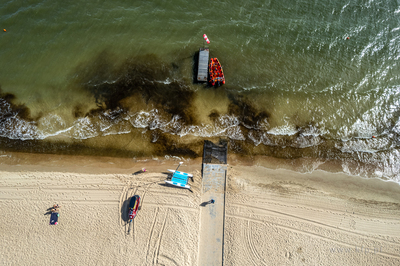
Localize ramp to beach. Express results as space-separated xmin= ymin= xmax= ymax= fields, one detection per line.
xmin=198 ymin=141 xmax=228 ymax=265
xmin=199 ymin=164 xmax=227 ymax=266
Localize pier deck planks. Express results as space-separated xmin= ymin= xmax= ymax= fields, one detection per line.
xmin=197 ymin=48 xmax=209 ymax=82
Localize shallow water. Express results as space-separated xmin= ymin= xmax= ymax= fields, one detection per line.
xmin=1 ymin=0 xmax=400 ymax=182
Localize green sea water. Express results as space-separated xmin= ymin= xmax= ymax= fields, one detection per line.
xmin=1 ymin=0 xmax=400 ymax=182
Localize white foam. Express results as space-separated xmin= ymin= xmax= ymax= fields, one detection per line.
xmin=248 ymin=131 xmax=263 ymax=146
xmin=70 ymin=117 xmax=99 ymax=139
xmin=38 ymin=126 xmax=75 ymax=139
xmin=0 ymin=117 xmax=38 ymax=140
xmin=36 ymin=114 xmax=68 ymax=139
xmin=155 ymin=78 xmax=173 ymax=84
xmin=267 ymin=124 xmax=298 ymax=136
xmin=128 ymin=109 xmax=161 ymax=129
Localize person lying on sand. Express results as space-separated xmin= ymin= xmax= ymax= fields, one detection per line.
xmin=133 ymin=168 xmax=147 ymax=175
xmin=51 ymin=204 xmax=61 ymax=212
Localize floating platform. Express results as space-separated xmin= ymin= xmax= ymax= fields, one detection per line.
xmin=197 ymin=48 xmax=209 ymax=82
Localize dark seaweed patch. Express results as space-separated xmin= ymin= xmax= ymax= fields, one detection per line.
xmin=68 ymin=51 xmax=204 ymax=158
xmin=208 ymin=110 xmax=220 ymax=122
xmin=0 ymin=136 xmax=140 ymax=158
xmin=156 ymin=81 xmax=195 ymax=124
xmin=227 ymin=139 xmax=250 ymax=154
xmin=227 ymin=94 xmax=269 ymax=129
xmin=149 ymin=130 xmax=200 ymax=158
xmin=73 ymin=104 xmax=86 ymax=118
xmin=0 ymin=87 xmax=37 ymax=121
xmin=72 ymin=52 xmax=197 ymax=125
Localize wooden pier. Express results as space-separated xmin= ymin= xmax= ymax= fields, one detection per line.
xmin=197 ymin=48 xmax=209 ymax=82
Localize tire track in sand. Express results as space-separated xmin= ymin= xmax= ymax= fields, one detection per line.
xmin=139 ymin=182 xmax=153 ymax=207
xmin=153 ymin=208 xmax=169 ymax=265
xmin=228 ymin=213 xmax=400 ymax=260
xmin=0 ymin=198 xmax=119 ymax=204
xmin=144 ymin=207 xmax=169 ymax=265
xmin=230 ymin=203 xmax=400 ymax=247
xmin=143 ymin=203 xmax=197 ymax=212
xmin=119 ymin=186 xmax=128 ymax=226
xmin=158 ymin=254 xmax=179 ymax=266
xmin=245 ymin=220 xmax=267 ymax=265
xmin=145 ymin=207 xmax=160 ymax=264
xmin=0 ymin=187 xmax=122 ymax=191
xmin=241 ymin=220 xmax=263 ymax=266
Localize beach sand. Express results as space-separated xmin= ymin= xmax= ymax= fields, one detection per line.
xmin=0 ymin=152 xmax=400 ymax=265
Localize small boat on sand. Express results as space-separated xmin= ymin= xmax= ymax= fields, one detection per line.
xmin=128 ymin=195 xmax=141 ymax=221
xmin=209 ymin=58 xmax=225 ymax=87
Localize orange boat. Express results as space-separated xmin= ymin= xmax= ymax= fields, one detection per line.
xmin=209 ymin=58 xmax=225 ymax=86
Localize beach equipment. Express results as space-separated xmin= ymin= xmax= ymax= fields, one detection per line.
xmin=128 ymin=195 xmax=141 ymax=221
xmin=165 ymin=162 xmax=193 ymax=189
xmin=208 ymin=58 xmax=225 ymax=86
xmin=203 ymin=34 xmax=210 ymax=44
xmin=49 ymin=212 xmax=59 ymax=225
xmin=127 ymin=195 xmax=141 ymax=235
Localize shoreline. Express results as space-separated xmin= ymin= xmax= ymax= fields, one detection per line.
xmin=2 ymin=151 xmax=400 ymax=205
xmin=2 ymin=150 xmax=399 ymax=184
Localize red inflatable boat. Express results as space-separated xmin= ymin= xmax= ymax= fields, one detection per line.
xmin=209 ymin=58 xmax=225 ymax=87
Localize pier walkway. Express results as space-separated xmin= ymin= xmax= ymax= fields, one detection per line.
xmin=198 ymin=141 xmax=228 ymax=265
xmin=198 ymin=164 xmax=227 ymax=266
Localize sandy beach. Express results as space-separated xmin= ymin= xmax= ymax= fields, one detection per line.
xmin=1 ymin=152 xmax=400 ymax=265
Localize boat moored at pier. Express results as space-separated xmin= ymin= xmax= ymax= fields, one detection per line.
xmin=209 ymin=58 xmax=225 ymax=87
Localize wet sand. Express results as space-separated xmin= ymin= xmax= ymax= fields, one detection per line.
xmin=0 ymin=152 xmax=400 ymax=265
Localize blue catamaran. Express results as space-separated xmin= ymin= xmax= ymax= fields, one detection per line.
xmin=165 ymin=162 xmax=193 ymax=189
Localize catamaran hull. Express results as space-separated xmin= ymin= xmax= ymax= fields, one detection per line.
xmin=167 ymin=169 xmax=193 ymax=177
xmin=165 ymin=180 xmax=191 ymax=189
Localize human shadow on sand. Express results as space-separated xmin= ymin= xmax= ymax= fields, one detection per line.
xmin=161 ymin=171 xmax=172 ymax=176
xmin=44 ymin=206 xmax=58 ymax=216
xmin=158 ymin=182 xmax=193 ymax=193
xmin=200 ymin=200 xmax=214 ymax=207
xmin=199 ymin=202 xmax=209 ymax=207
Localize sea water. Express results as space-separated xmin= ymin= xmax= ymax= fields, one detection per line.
xmin=1 ymin=0 xmax=400 ymax=182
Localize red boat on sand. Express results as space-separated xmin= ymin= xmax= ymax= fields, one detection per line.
xmin=209 ymin=58 xmax=225 ymax=87
xmin=128 ymin=195 xmax=141 ymax=221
